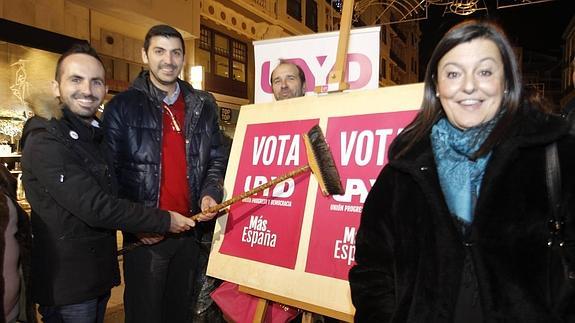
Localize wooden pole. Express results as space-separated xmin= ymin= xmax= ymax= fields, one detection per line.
xmin=252 ymin=298 xmax=269 ymax=323
xmin=301 ymin=311 xmax=313 ymax=323
xmin=315 ymin=0 xmax=355 ymax=93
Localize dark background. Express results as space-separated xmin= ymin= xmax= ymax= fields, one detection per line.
xmin=419 ymin=0 xmax=574 ymax=75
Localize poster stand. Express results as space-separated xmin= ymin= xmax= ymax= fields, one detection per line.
xmin=239 ymin=285 xmax=354 ymax=322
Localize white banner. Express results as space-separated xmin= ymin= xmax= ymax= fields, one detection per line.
xmin=254 ymin=26 xmax=381 ymax=103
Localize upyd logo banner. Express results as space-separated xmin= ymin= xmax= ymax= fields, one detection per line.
xmin=254 ymin=26 xmax=380 ymax=103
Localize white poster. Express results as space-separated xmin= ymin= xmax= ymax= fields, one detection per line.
xmin=254 ymin=26 xmax=381 ymax=103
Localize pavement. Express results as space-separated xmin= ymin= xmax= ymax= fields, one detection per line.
xmin=105 ymin=259 xmax=125 ymax=323
xmin=105 ymin=233 xmax=126 ymax=323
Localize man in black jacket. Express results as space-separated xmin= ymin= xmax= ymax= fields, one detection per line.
xmin=102 ymin=25 xmax=227 ymax=323
xmin=21 ymin=43 xmax=196 ymax=323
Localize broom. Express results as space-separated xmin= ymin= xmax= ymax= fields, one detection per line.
xmin=118 ymin=124 xmax=344 ymax=255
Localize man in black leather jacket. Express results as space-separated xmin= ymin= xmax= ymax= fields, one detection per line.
xmin=102 ymin=25 xmax=227 ymax=323
xmin=21 ymin=43 xmax=195 ymax=323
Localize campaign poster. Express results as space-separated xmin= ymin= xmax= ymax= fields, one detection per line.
xmin=208 ymin=83 xmax=425 ymax=319
xmin=219 ymin=119 xmax=319 ymax=269
xmin=305 ymin=111 xmax=418 ymax=279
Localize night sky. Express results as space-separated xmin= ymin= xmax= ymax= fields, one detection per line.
xmin=418 ymin=0 xmax=574 ymax=76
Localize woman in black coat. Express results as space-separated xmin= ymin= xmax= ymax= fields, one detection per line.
xmin=349 ymin=20 xmax=575 ymax=322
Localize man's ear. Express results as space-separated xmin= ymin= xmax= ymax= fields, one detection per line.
xmin=141 ymin=48 xmax=149 ymax=64
xmin=51 ymin=80 xmax=61 ymax=98
xmin=302 ymin=82 xmax=307 ymax=93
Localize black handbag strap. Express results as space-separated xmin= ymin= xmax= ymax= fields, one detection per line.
xmin=546 ymin=142 xmax=564 ymax=247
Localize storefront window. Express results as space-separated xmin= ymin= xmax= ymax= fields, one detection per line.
xmin=0 ymin=42 xmax=59 ymax=152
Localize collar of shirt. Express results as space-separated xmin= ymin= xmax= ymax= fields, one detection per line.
xmin=163 ymin=82 xmax=181 ymax=106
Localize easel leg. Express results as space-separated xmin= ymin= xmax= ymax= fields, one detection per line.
xmin=252 ymin=298 xmax=269 ymax=323
xmin=301 ymin=311 xmax=313 ymax=323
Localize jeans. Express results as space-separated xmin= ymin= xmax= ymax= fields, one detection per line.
xmin=38 ymin=292 xmax=111 ymax=323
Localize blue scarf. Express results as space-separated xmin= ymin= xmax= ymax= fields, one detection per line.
xmin=431 ymin=118 xmax=494 ymax=224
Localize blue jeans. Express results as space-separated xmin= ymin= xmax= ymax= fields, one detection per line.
xmin=38 ymin=291 xmax=110 ymax=323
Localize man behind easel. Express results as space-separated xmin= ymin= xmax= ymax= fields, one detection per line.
xmin=271 ymin=60 xmax=336 ymax=323
xmin=271 ymin=60 xmax=307 ymax=101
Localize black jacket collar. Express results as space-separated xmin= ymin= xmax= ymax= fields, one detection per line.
xmin=131 ymin=70 xmax=196 ymax=105
xmin=22 ymin=106 xmax=103 ymax=148
xmin=60 ymin=108 xmax=103 ymax=143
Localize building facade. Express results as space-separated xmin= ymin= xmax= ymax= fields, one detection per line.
xmin=0 ymin=0 xmax=420 ymax=141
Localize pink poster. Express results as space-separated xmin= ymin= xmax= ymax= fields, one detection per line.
xmin=220 ymin=119 xmax=319 ymax=269
xmin=305 ymin=111 xmax=417 ymax=280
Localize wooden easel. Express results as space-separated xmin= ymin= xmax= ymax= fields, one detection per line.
xmin=242 ymin=0 xmax=357 ymax=322
xmin=314 ymin=0 xmax=354 ymax=94
xmin=253 ymin=299 xmax=315 ymax=323
xmin=239 ymin=285 xmax=354 ymax=323
xmin=252 ymin=300 xmax=319 ymax=323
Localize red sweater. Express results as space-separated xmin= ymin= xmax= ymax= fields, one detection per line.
xmin=159 ymin=93 xmax=190 ymax=215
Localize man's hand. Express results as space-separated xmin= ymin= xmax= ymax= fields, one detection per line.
xmin=198 ymin=195 xmax=218 ymax=222
xmin=168 ymin=210 xmax=196 ymax=233
xmin=136 ymin=233 xmax=164 ymax=245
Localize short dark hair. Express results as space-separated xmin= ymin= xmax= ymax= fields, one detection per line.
xmin=271 ymin=60 xmax=306 ymax=85
xmin=143 ymin=24 xmax=185 ymax=55
xmin=55 ymin=42 xmax=104 ymax=82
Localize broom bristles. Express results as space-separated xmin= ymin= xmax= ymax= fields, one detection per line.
xmin=304 ymin=125 xmax=344 ymax=196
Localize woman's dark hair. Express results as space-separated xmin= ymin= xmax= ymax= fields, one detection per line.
xmin=392 ymin=20 xmax=522 ymax=159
